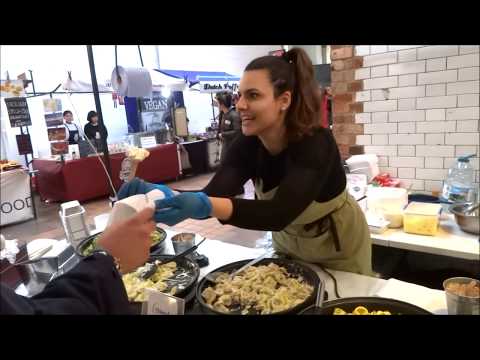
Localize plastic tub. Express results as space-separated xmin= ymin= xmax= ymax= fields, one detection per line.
xmin=403 ymin=202 xmax=442 ymax=236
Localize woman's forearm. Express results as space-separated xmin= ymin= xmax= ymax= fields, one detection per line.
xmin=209 ymin=197 xmax=233 ymax=221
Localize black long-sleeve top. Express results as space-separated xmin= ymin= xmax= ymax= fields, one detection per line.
xmin=218 ymin=107 xmax=241 ymax=141
xmin=84 ymin=122 xmax=108 ymax=141
xmin=203 ymin=127 xmax=346 ymax=231
xmin=0 ymin=253 xmax=132 ymax=315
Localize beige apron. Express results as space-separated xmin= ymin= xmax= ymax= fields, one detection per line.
xmin=255 ymin=179 xmax=373 ymax=275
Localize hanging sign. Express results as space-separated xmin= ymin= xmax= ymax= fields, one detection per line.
xmin=4 ymin=97 xmax=32 ymax=127
xmin=199 ymin=81 xmax=239 ymax=93
xmin=43 ymin=98 xmax=62 ymax=113
xmin=16 ymin=134 xmax=33 ymax=155
xmin=44 ymin=112 xmax=64 ymax=127
xmin=1 ymin=80 xmax=26 ymax=98
xmin=139 ymin=94 xmax=168 ymax=112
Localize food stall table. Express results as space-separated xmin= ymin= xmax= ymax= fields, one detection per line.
xmin=32 ymin=143 xmax=180 ymax=202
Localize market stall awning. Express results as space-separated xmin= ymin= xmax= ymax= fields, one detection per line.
xmin=61 ymin=69 xmax=187 ymax=93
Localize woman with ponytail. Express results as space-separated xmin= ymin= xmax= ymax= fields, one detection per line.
xmin=120 ymin=48 xmax=372 ymax=275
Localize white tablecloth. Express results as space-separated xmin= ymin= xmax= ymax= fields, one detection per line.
xmin=0 ymin=169 xmax=34 ymax=226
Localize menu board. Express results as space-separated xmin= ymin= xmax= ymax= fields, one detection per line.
xmin=4 ymin=97 xmax=32 ymax=127
xmin=16 ymin=134 xmax=33 ymax=155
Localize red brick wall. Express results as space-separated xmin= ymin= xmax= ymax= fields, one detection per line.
xmin=330 ymin=45 xmax=365 ymax=159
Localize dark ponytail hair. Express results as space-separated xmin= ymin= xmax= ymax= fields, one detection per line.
xmin=245 ymin=48 xmax=322 ymax=142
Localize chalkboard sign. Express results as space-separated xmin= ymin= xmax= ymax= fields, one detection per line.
xmin=4 ymin=97 xmax=32 ymax=127
xmin=16 ymin=134 xmax=33 ymax=155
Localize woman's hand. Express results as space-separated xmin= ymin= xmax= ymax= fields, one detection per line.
xmin=118 ymin=177 xmax=174 ymax=200
xmin=154 ymin=192 xmax=212 ymax=226
xmin=97 ymin=207 xmax=155 ymax=274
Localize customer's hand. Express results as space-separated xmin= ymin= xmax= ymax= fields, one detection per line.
xmin=97 ymin=207 xmax=155 ymax=274
xmin=154 ymin=192 xmax=212 ymax=226
xmin=118 ymin=177 xmax=174 ymax=200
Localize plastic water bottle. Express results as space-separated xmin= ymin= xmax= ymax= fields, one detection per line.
xmin=442 ymin=154 xmax=476 ymax=203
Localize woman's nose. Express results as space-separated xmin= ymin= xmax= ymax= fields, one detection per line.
xmin=236 ymin=96 xmax=247 ymax=110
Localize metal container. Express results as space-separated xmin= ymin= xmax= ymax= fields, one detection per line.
xmin=443 ymin=277 xmax=480 ymax=315
xmin=449 ymin=203 xmax=480 ymax=235
xmin=15 ymin=257 xmax=60 ymax=297
xmin=171 ymin=233 xmax=195 ymax=255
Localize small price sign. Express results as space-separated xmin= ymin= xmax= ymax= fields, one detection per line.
xmin=140 ymin=136 xmax=157 ymax=149
xmin=141 ymin=288 xmax=185 ymax=315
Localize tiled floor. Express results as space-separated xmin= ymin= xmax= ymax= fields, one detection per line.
xmin=0 ymin=172 xmax=266 ymax=249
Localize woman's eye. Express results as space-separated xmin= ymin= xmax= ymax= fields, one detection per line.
xmin=250 ymin=93 xmax=258 ymax=99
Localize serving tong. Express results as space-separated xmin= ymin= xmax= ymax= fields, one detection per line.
xmin=205 ymin=249 xmax=275 ymax=283
xmin=138 ymin=238 xmax=206 ymax=280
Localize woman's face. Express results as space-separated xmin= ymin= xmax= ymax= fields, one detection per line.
xmin=90 ymin=116 xmax=98 ymax=124
xmin=64 ymin=113 xmax=73 ymax=123
xmin=236 ymin=69 xmax=291 ymax=137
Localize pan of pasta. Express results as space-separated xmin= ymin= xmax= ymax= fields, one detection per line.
xmin=124 ymin=254 xmax=200 ymax=314
xmin=196 ymin=258 xmax=320 ymax=315
xmin=299 ymin=296 xmax=431 ymax=315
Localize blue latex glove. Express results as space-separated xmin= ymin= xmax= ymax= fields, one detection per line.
xmin=117 ymin=177 xmax=174 ymax=200
xmin=153 ymin=192 xmax=212 ymax=226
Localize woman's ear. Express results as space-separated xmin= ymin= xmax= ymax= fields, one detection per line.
xmin=279 ymin=91 xmax=292 ymax=111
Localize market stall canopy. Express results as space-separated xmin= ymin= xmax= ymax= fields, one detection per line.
xmin=149 ymin=69 xmax=186 ymax=92
xmin=62 ymin=78 xmax=112 ymax=92
xmin=62 ymin=69 xmax=186 ymax=94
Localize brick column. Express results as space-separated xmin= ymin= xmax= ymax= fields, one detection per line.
xmin=330 ymin=45 xmax=365 ymax=159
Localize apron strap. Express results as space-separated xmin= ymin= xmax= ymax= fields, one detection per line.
xmin=302 ymin=194 xmax=348 ymax=253
xmin=328 ymin=213 xmax=341 ymax=252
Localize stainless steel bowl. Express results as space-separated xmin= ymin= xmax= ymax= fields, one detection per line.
xmin=171 ymin=233 xmax=196 ymax=254
xmin=443 ymin=277 xmax=480 ymax=315
xmin=449 ymin=204 xmax=480 ymax=235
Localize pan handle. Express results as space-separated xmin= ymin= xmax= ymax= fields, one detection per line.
xmin=315 ymin=278 xmax=326 ymax=308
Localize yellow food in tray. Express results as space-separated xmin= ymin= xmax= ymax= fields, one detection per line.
xmin=333 ymin=306 xmax=392 ymax=315
xmin=202 ymin=262 xmax=313 ymax=315
xmin=403 ymin=216 xmax=439 ymax=236
xmin=403 ymin=202 xmax=442 ymax=236
xmin=122 ymin=261 xmax=177 ymax=302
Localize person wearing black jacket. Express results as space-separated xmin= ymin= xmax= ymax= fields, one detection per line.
xmin=84 ymin=111 xmax=108 ymax=152
xmin=215 ymin=91 xmax=241 ymax=163
xmin=215 ymin=91 xmax=243 ymax=195
xmin=0 ymin=207 xmax=155 ymax=315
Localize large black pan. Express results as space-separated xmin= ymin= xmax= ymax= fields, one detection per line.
xmin=196 ymin=258 xmax=320 ymax=315
xmin=75 ymin=226 xmax=167 ymax=258
xmin=129 ymin=254 xmax=200 ymax=314
xmin=300 ymin=296 xmax=432 ymax=315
